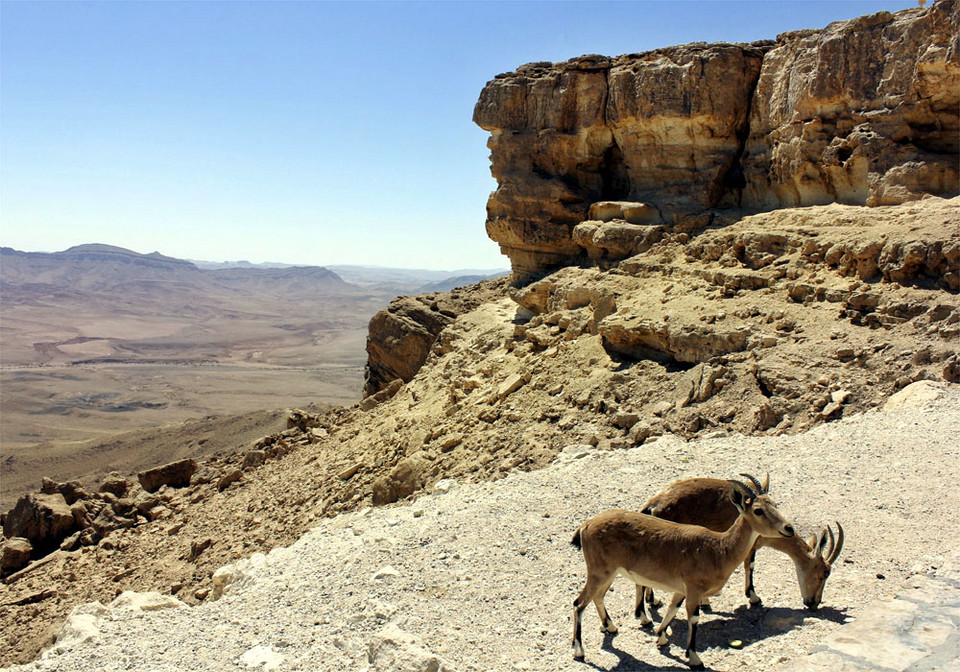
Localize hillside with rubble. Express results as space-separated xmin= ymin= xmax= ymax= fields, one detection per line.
xmin=1 ymin=1 xmax=958 ymax=668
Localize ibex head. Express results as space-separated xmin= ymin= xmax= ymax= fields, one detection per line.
xmin=799 ymin=522 xmax=845 ymax=609
xmin=728 ymin=473 xmax=795 ymax=539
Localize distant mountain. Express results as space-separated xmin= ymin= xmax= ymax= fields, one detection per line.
xmin=0 ymin=244 xmax=401 ymax=372
xmin=188 ymin=259 xmax=296 ymax=270
xmin=0 ymin=245 xmax=355 ymax=301
xmin=415 ymin=273 xmax=509 ymax=293
xmin=327 ymin=265 xmax=509 ymax=292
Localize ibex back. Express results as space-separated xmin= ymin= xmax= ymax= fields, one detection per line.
xmin=640 ymin=474 xmax=843 ymax=610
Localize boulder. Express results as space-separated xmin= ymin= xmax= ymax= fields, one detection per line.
xmin=372 ymin=455 xmax=432 ymax=505
xmin=99 ymin=472 xmax=131 ymax=497
xmin=1 ymin=537 xmax=33 ymax=575
xmin=3 ymin=493 xmax=77 ymax=553
xmin=137 ymin=459 xmax=198 ymax=493
xmin=58 ymin=481 xmax=91 ymax=505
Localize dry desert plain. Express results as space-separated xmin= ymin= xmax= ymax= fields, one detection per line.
xmin=0 ymin=245 xmax=495 ymax=510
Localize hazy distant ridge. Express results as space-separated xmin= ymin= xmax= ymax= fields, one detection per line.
xmin=0 ymin=244 xmax=509 ymax=299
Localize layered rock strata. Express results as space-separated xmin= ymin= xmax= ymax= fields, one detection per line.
xmin=475 ymin=1 xmax=959 ymax=281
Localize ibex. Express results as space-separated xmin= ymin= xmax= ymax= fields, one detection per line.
xmin=571 ymin=477 xmax=795 ymax=669
xmin=639 ymin=474 xmax=843 ymax=611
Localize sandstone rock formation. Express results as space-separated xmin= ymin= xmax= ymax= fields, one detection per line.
xmin=743 ymin=2 xmax=959 ymax=210
xmin=475 ymin=1 xmax=959 ymax=281
xmin=364 ymin=278 xmax=507 ymax=396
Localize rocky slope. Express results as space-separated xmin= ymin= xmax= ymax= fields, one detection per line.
xmin=474 ymin=1 xmax=958 ymax=280
xmin=2 ymin=197 xmax=957 ymax=666
xmin=4 ymin=381 xmax=959 ymax=672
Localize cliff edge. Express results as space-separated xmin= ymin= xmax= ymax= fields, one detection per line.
xmin=474 ymin=1 xmax=958 ymax=280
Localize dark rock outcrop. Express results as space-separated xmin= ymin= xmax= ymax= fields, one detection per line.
xmin=137 ymin=459 xmax=198 ymax=493
xmin=2 ymin=493 xmax=77 ymax=555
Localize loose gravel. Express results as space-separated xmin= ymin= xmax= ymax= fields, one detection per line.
xmin=7 ymin=383 xmax=958 ymax=672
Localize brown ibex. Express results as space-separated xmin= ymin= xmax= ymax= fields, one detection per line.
xmin=571 ymin=477 xmax=795 ymax=669
xmin=639 ymin=474 xmax=843 ymax=611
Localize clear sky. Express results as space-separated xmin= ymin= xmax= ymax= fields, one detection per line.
xmin=1 ymin=0 xmax=917 ymax=271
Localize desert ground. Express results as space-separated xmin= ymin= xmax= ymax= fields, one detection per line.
xmin=0 ymin=246 xmax=436 ymax=508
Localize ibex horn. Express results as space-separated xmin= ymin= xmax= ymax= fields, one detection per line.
xmin=728 ymin=479 xmax=757 ymax=498
xmin=827 ymin=522 xmax=844 ymax=564
xmin=815 ymin=528 xmax=829 ymax=558
xmin=739 ymin=472 xmax=767 ymax=494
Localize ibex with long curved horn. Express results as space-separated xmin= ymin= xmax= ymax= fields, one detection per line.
xmin=638 ymin=473 xmax=843 ymax=611
xmin=571 ymin=476 xmax=795 ymax=669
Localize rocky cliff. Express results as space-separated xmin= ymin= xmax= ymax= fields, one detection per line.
xmin=4 ymin=3 xmax=960 ymax=666
xmin=474 ymin=1 xmax=959 ymax=280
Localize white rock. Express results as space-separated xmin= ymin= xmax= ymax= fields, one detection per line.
xmin=372 ymin=565 xmax=401 ymax=582
xmin=560 ymin=444 xmax=594 ymax=461
xmin=211 ymin=552 xmax=268 ymax=599
xmin=883 ymin=381 xmax=945 ymax=411
xmin=45 ymin=602 xmax=108 ymax=654
xmin=831 ymin=388 xmax=852 ymax=404
xmin=433 ymin=479 xmax=457 ymax=494
xmin=367 ymin=624 xmax=452 ymax=672
xmin=239 ymin=645 xmax=285 ymax=670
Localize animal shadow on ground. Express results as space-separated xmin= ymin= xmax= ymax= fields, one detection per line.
xmin=584 ymin=602 xmax=850 ymax=670
xmin=578 ymin=632 xmax=689 ymax=672
xmin=651 ymin=602 xmax=851 ymax=659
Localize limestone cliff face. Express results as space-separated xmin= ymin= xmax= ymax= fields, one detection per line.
xmin=474 ymin=1 xmax=959 ymax=281
xmin=474 ymin=46 xmax=768 ymax=280
xmin=743 ymin=2 xmax=960 ymax=210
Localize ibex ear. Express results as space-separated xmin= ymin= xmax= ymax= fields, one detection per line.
xmin=730 ymin=486 xmax=747 ymax=512
xmin=815 ymin=529 xmax=830 ymax=557
xmin=761 ymin=472 xmax=770 ymax=493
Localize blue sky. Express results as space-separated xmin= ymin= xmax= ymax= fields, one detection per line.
xmin=1 ymin=1 xmax=916 ymax=271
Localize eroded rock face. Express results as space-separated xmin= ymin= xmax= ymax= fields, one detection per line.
xmin=475 ymin=46 xmax=766 ymax=280
xmin=363 ymin=279 xmax=508 ymax=397
xmin=743 ymin=2 xmax=960 ymax=210
xmin=474 ymin=1 xmax=959 ymax=281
